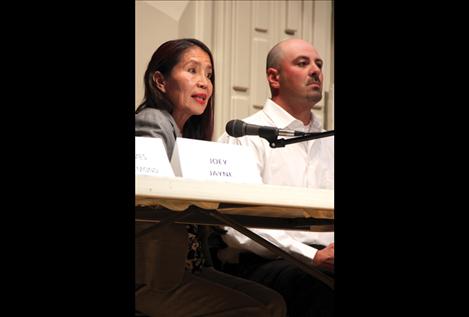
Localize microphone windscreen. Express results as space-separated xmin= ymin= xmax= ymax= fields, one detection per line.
xmin=225 ymin=119 xmax=245 ymax=137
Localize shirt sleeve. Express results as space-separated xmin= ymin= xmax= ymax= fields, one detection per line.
xmin=222 ymin=227 xmax=323 ymax=262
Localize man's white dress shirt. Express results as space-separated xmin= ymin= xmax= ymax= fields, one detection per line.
xmin=218 ymin=99 xmax=334 ymax=263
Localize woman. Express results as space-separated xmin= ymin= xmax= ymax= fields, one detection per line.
xmin=135 ymin=39 xmax=286 ymax=317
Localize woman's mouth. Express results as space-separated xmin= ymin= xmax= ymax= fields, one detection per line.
xmin=192 ymin=94 xmax=207 ymax=105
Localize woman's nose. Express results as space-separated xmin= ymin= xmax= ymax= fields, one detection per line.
xmin=197 ymin=76 xmax=209 ymax=89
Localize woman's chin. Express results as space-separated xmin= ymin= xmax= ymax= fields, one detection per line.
xmin=190 ymin=107 xmax=207 ymax=116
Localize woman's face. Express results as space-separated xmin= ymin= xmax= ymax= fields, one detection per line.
xmin=162 ymin=46 xmax=213 ymax=117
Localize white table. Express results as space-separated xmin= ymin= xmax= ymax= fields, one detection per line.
xmin=135 ymin=176 xmax=334 ymax=289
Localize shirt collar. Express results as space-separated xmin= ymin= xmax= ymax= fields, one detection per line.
xmin=263 ymin=99 xmax=323 ymax=132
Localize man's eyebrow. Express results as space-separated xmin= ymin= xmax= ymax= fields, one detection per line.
xmin=293 ymin=55 xmax=311 ymax=61
xmin=292 ymin=56 xmax=323 ymax=64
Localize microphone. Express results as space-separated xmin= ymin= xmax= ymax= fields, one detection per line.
xmin=225 ymin=119 xmax=306 ymax=138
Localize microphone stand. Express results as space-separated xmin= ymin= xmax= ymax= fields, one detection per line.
xmin=262 ymin=130 xmax=335 ymax=148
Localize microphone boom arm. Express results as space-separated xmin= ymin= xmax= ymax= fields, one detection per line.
xmin=263 ymin=130 xmax=335 ymax=148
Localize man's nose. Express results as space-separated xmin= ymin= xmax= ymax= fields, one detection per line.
xmin=309 ymin=65 xmax=321 ymax=81
xmin=309 ymin=64 xmax=321 ymax=76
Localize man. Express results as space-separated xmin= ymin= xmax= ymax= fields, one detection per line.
xmin=218 ymin=38 xmax=334 ymax=317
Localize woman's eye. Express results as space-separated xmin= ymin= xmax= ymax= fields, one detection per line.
xmin=206 ymin=72 xmax=212 ymax=79
xmin=188 ymin=68 xmax=196 ymax=73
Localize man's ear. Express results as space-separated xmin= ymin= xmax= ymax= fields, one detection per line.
xmin=152 ymin=71 xmax=167 ymax=93
xmin=267 ymin=67 xmax=280 ymax=89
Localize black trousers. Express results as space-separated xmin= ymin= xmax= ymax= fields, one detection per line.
xmin=222 ymin=252 xmax=334 ymax=317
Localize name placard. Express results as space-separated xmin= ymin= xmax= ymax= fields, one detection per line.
xmin=171 ymin=137 xmax=262 ymax=184
xmin=135 ymin=137 xmax=175 ymax=177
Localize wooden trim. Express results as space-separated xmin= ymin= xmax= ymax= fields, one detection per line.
xmin=233 ymin=85 xmax=248 ymax=92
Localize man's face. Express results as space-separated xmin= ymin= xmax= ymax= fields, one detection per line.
xmin=277 ymin=40 xmax=324 ymax=104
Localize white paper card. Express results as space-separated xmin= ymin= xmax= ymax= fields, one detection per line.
xmin=171 ymin=137 xmax=262 ymax=184
xmin=135 ymin=137 xmax=175 ymax=177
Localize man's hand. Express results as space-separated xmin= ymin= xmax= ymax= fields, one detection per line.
xmin=312 ymin=242 xmax=334 ymax=272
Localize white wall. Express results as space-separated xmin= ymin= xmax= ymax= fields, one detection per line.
xmin=135 ymin=1 xmax=188 ymax=107
xmin=211 ymin=0 xmax=334 ymax=138
xmin=135 ymin=0 xmax=214 ymax=108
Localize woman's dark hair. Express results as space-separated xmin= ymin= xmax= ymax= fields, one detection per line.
xmin=136 ymin=38 xmax=215 ymax=141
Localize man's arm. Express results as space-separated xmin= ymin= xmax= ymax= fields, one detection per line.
xmin=222 ymin=227 xmax=334 ymax=272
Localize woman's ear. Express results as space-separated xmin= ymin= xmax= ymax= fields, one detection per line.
xmin=267 ymin=67 xmax=280 ymax=89
xmin=152 ymin=71 xmax=167 ymax=93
